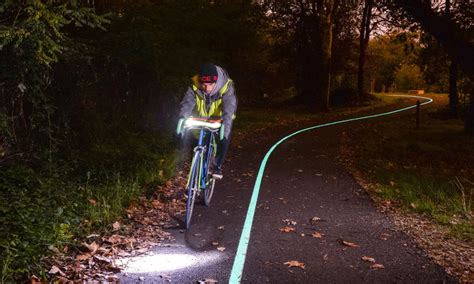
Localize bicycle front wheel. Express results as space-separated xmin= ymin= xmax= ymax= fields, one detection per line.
xmin=204 ymin=178 xmax=215 ymax=206
xmin=185 ymin=151 xmax=201 ymax=229
xmin=203 ymin=137 xmax=217 ymax=206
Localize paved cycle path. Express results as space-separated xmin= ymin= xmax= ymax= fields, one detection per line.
xmin=120 ymin=96 xmax=456 ymax=283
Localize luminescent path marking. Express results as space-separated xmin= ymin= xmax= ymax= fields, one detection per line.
xmin=228 ymin=95 xmax=433 ymax=283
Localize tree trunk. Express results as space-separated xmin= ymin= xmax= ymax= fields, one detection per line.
xmin=313 ymin=0 xmax=338 ymax=111
xmin=465 ymin=95 xmax=474 ymax=135
xmin=444 ymin=0 xmax=459 ymax=116
xmin=295 ymin=7 xmax=314 ymax=105
xmin=357 ymin=0 xmax=373 ymax=99
xmin=448 ymin=60 xmax=459 ymax=115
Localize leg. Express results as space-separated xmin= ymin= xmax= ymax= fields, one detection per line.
xmin=216 ymin=135 xmax=231 ymax=169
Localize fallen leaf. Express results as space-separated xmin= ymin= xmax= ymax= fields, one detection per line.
xmin=151 ymin=199 xmax=162 ymax=208
xmin=361 ymin=256 xmax=376 ymax=263
xmin=311 ymin=232 xmax=323 ymax=238
xmin=198 ymin=279 xmax=218 ymax=284
xmin=389 ymin=181 xmax=396 ymax=187
xmin=76 ymin=253 xmax=92 ymax=261
xmin=342 ymin=240 xmax=359 ymax=248
xmin=410 ymin=202 xmax=417 ymax=209
xmin=284 ymin=260 xmax=305 ymax=269
xmin=217 ymin=246 xmax=226 ymax=251
xmin=279 ymin=226 xmax=296 ymax=233
xmin=310 ymin=217 xmax=321 ymax=224
xmin=31 ymin=275 xmax=41 ymax=283
xmin=107 ymin=235 xmax=122 ymax=244
xmin=379 ymin=233 xmax=390 ymax=240
xmin=282 ymin=219 xmax=297 ymax=226
xmin=94 ymin=255 xmax=112 ymax=263
xmin=48 ymin=265 xmax=61 ymax=275
xmin=84 ymin=241 xmax=99 ymax=253
xmin=371 ymin=263 xmax=385 ymax=269
xmin=89 ymin=199 xmax=97 ymax=206
xmin=113 ymin=221 xmax=121 ymax=231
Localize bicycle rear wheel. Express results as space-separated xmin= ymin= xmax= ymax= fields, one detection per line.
xmin=185 ymin=151 xmax=201 ymax=229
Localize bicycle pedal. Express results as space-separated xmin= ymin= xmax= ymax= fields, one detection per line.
xmin=212 ymin=173 xmax=223 ymax=180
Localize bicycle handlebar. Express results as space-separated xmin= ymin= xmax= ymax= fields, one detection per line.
xmin=183 ymin=117 xmax=222 ymax=130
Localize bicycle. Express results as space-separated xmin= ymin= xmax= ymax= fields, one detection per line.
xmin=177 ymin=117 xmax=224 ymax=229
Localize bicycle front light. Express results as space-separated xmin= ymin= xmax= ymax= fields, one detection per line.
xmin=184 ymin=119 xmax=222 ymax=129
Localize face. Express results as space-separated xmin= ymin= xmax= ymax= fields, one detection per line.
xmin=200 ymin=82 xmax=216 ymax=94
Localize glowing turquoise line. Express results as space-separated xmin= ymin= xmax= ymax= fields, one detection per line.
xmin=228 ymin=95 xmax=433 ymax=283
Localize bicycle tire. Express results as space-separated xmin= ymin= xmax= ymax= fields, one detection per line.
xmin=203 ymin=140 xmax=216 ymax=206
xmin=185 ymin=151 xmax=201 ymax=229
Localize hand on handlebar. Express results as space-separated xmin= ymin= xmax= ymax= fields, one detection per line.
xmin=176 ymin=117 xmax=185 ymax=137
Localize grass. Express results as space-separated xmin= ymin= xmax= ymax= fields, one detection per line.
xmin=346 ymin=93 xmax=474 ymax=242
xmin=234 ymin=93 xmax=392 ymax=134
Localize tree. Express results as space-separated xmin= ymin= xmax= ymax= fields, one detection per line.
xmin=393 ymin=0 xmax=474 ymax=133
xmin=0 ymin=0 xmax=109 ymax=160
xmin=445 ymin=0 xmax=459 ymax=115
xmin=394 ymin=63 xmax=425 ymax=91
xmin=357 ymin=0 xmax=374 ymax=98
xmin=393 ymin=0 xmax=473 ymax=75
xmin=312 ymin=0 xmax=339 ymax=111
xmin=263 ymin=0 xmax=340 ymax=111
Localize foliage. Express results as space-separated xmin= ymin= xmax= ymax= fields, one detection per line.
xmin=0 ymin=131 xmax=176 ymax=282
xmin=0 ymin=0 xmax=110 ymax=160
xmin=393 ymin=63 xmax=425 ymax=91
xmin=366 ymin=32 xmax=422 ymax=92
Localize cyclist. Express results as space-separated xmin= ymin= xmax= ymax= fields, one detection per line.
xmin=178 ymin=63 xmax=237 ymax=179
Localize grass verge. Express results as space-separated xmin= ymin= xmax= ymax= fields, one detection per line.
xmin=343 ymin=93 xmax=473 ymax=242
xmin=0 ymin=131 xmax=176 ymax=282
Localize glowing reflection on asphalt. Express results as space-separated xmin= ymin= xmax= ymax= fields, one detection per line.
xmin=121 ymin=251 xmax=223 ymax=274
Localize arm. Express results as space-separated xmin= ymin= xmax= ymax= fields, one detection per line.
xmin=179 ymin=86 xmax=196 ymax=119
xmin=221 ymin=82 xmax=237 ymax=139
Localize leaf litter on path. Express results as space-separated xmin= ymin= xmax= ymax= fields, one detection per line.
xmin=361 ymin=256 xmax=376 ymax=263
xmin=284 ymin=260 xmax=306 ymax=269
xmin=282 ymin=219 xmax=297 ymax=226
xmin=280 ymin=226 xmax=296 ymax=233
xmin=310 ymin=216 xmax=321 ymax=224
xmin=311 ymin=232 xmax=323 ymax=238
xmin=342 ymin=240 xmax=359 ymax=248
xmin=371 ymin=263 xmax=385 ymax=270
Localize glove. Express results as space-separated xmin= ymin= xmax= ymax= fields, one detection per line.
xmin=176 ymin=118 xmax=185 ymax=136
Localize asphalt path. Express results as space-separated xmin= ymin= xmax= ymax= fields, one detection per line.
xmin=120 ymin=96 xmax=456 ymax=283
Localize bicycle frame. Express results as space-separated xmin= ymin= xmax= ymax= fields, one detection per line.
xmin=183 ymin=117 xmax=220 ymax=228
xmin=186 ymin=128 xmax=215 ymax=190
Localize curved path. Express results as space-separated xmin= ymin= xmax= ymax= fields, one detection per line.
xmin=120 ymin=95 xmax=456 ymax=283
